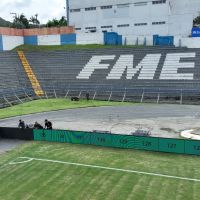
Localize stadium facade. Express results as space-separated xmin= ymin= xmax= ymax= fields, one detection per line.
xmin=68 ymin=0 xmax=200 ymax=37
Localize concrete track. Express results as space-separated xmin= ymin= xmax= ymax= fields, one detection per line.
xmin=1 ymin=104 xmax=200 ymax=138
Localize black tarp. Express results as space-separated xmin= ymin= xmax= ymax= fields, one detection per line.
xmin=0 ymin=127 xmax=34 ymax=140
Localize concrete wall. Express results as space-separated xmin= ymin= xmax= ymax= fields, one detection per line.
xmin=123 ymin=36 xmax=200 ymax=48
xmin=38 ymin=35 xmax=61 ymax=45
xmin=173 ymin=36 xmax=200 ymax=48
xmin=1 ymin=33 xmax=200 ymax=49
xmin=24 ymin=36 xmax=38 ymax=45
xmin=123 ymin=35 xmax=153 ymax=46
xmin=0 ymin=27 xmax=75 ymax=36
xmin=2 ymin=35 xmax=24 ymax=50
xmin=0 ymin=27 xmax=23 ymax=36
xmin=180 ymin=38 xmax=200 ymax=48
xmin=61 ymin=34 xmax=76 ymax=45
xmin=23 ymin=27 xmax=75 ymax=36
xmin=76 ymin=33 xmax=104 ymax=44
xmin=0 ymin=26 xmax=76 ymax=50
xmin=25 ymin=34 xmax=77 ymax=46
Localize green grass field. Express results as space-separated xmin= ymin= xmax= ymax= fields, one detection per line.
xmin=13 ymin=44 xmax=144 ymax=51
xmin=0 ymin=141 xmax=200 ymax=200
xmin=0 ymin=99 xmax=132 ymax=119
xmin=1 ymin=99 xmax=199 ymax=199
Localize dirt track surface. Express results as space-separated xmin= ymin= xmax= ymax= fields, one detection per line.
xmin=1 ymin=104 xmax=200 ymax=138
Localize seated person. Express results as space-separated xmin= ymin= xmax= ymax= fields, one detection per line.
xmin=34 ymin=122 xmax=43 ymax=129
xmin=71 ymin=96 xmax=79 ymax=101
xmin=86 ymin=92 xmax=90 ymax=101
xmin=18 ymin=119 xmax=25 ymax=129
xmin=44 ymin=119 xmax=52 ymax=130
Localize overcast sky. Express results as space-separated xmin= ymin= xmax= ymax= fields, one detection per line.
xmin=0 ymin=0 xmax=67 ymax=24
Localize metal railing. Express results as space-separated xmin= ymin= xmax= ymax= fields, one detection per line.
xmin=1 ymin=85 xmax=200 ymax=108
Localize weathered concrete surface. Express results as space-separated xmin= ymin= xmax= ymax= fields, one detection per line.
xmin=1 ymin=104 xmax=200 ymax=138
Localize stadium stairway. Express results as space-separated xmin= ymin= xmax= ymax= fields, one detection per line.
xmin=17 ymin=51 xmax=44 ymax=96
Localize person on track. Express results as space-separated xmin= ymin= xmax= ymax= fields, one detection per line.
xmin=44 ymin=119 xmax=52 ymax=130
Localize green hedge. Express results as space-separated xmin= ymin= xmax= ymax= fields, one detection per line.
xmin=33 ymin=129 xmax=200 ymax=156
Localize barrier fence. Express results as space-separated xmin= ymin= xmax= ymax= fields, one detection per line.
xmin=0 ymin=127 xmax=33 ymax=140
xmin=34 ymin=129 xmax=200 ymax=156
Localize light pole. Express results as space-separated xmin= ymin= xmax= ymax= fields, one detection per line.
xmin=35 ymin=14 xmax=40 ymax=28
xmin=10 ymin=12 xmax=17 ymax=19
xmin=66 ymin=0 xmax=70 ymax=26
xmin=10 ymin=12 xmax=17 ymax=28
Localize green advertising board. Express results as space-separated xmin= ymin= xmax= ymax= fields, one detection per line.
xmin=134 ymin=136 xmax=159 ymax=151
xmin=34 ymin=129 xmax=51 ymax=141
xmin=185 ymin=140 xmax=200 ymax=155
xmin=33 ymin=129 xmax=71 ymax=143
xmin=111 ymin=134 xmax=135 ymax=149
xmin=50 ymin=130 xmax=71 ymax=143
xmin=33 ymin=129 xmax=43 ymax=141
xmin=90 ymin=133 xmax=112 ymax=147
xmin=159 ymin=138 xmax=185 ymax=154
xmin=33 ymin=129 xmax=200 ymax=156
xmin=70 ymin=131 xmax=91 ymax=145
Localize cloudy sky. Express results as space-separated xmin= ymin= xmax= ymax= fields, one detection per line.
xmin=0 ymin=0 xmax=67 ymax=24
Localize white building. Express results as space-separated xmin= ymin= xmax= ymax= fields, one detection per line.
xmin=68 ymin=0 xmax=200 ymax=37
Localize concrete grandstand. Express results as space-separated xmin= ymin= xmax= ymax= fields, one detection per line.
xmin=0 ymin=46 xmax=200 ymax=107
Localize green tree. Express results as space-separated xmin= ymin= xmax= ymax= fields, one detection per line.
xmin=46 ymin=16 xmax=67 ymax=27
xmin=12 ymin=13 xmax=29 ymax=29
xmin=193 ymin=16 xmax=200 ymax=27
xmin=29 ymin=14 xmax=40 ymax=27
xmin=59 ymin=16 xmax=67 ymax=26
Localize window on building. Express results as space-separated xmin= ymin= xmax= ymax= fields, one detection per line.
xmin=85 ymin=27 xmax=96 ymax=30
xmin=134 ymin=23 xmax=148 ymax=26
xmin=75 ymin=28 xmax=81 ymax=30
xmin=101 ymin=25 xmax=113 ymax=29
xmin=152 ymin=21 xmax=166 ymax=25
xmin=85 ymin=7 xmax=96 ymax=11
xmin=152 ymin=0 xmax=166 ymax=4
xmin=134 ymin=2 xmax=148 ymax=6
xmin=101 ymin=5 xmax=112 ymax=9
xmin=70 ymin=9 xmax=81 ymax=12
xmin=117 ymin=4 xmax=129 ymax=8
xmin=117 ymin=24 xmax=130 ymax=27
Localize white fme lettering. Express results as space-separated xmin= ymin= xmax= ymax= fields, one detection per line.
xmin=76 ymin=53 xmax=196 ymax=80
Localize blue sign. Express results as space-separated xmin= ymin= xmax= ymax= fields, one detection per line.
xmin=104 ymin=32 xmax=122 ymax=45
xmin=0 ymin=35 xmax=3 ymax=51
xmin=192 ymin=27 xmax=200 ymax=37
xmin=153 ymin=35 xmax=174 ymax=46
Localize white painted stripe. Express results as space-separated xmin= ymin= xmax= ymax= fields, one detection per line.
xmin=14 ymin=157 xmax=200 ymax=183
xmin=9 ymin=158 xmax=33 ymax=165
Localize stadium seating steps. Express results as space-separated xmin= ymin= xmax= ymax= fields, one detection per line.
xmin=0 ymin=46 xmax=200 ymax=107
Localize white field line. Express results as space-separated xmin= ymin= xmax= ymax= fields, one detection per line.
xmin=8 ymin=156 xmax=200 ymax=183
xmin=9 ymin=158 xmax=33 ymax=165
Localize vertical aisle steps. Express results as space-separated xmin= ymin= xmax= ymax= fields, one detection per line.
xmin=18 ymin=51 xmax=44 ymax=96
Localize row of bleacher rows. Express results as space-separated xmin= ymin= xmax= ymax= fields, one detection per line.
xmin=25 ymin=47 xmax=200 ymax=90
xmin=0 ymin=52 xmax=32 ymax=90
xmin=0 ymin=47 xmax=200 ymax=107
